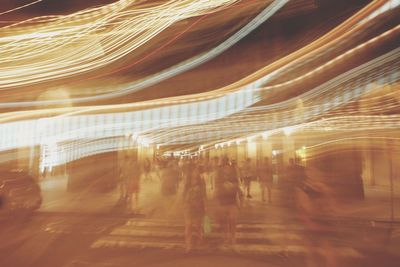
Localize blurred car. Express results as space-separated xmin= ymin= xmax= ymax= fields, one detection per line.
xmin=0 ymin=169 xmax=42 ymax=215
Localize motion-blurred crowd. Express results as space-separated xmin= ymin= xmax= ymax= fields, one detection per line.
xmin=117 ymin=155 xmax=331 ymax=254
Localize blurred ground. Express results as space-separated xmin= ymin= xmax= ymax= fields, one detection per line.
xmin=0 ymin=171 xmax=399 ymax=267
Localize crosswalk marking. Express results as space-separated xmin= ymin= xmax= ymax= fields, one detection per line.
xmin=109 ymin=228 xmax=303 ymax=241
xmin=89 ymin=218 xmax=363 ymax=257
xmin=124 ymin=219 xmax=305 ymax=230
xmin=91 ymin=237 xmax=362 ymax=258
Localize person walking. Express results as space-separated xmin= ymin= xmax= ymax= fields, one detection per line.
xmin=257 ymin=157 xmax=273 ymax=203
xmin=143 ymin=158 xmax=152 ymax=181
xmin=183 ymin=162 xmax=207 ymax=253
xmin=215 ymin=157 xmax=242 ymax=246
xmin=240 ymin=158 xmax=255 ymax=199
xmin=126 ymin=159 xmax=141 ymax=213
xmin=117 ymin=154 xmax=130 ymax=205
xmin=284 ymin=158 xmax=307 ymax=206
xmin=161 ymin=159 xmax=180 ymax=196
xmin=296 ymin=166 xmax=339 ymax=267
xmin=211 ymin=156 xmax=220 ymax=190
xmin=157 ymin=159 xmax=181 ymax=219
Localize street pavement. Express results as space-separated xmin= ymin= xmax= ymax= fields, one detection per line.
xmin=1 ymin=210 xmax=398 ymax=267
xmin=1 ymin=173 xmax=399 ymax=267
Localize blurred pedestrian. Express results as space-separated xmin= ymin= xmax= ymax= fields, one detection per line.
xmin=240 ymin=158 xmax=255 ymax=199
xmin=181 ymin=158 xmax=191 ymax=184
xmin=257 ymin=157 xmax=273 ymax=203
xmin=209 ymin=156 xmax=220 ymax=191
xmin=154 ymin=156 xmax=162 ymax=180
xmin=296 ymin=166 xmax=339 ymax=267
xmin=143 ymin=158 xmax=152 ymax=181
xmin=126 ymin=159 xmax=141 ymax=213
xmin=215 ymin=157 xmax=242 ymax=245
xmin=284 ymin=158 xmax=307 ymax=206
xmin=161 ymin=159 xmax=180 ymax=196
xmin=117 ymin=154 xmax=130 ymax=205
xmin=183 ymin=162 xmax=207 ymax=253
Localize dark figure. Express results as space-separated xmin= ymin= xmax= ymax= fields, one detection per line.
xmin=215 ymin=157 xmax=242 ymax=245
xmin=143 ymin=158 xmax=152 ymax=181
xmin=209 ymin=156 xmax=220 ymax=191
xmin=117 ymin=154 xmax=130 ymax=204
xmin=126 ymin=160 xmax=141 ymax=213
xmin=240 ymin=158 xmax=255 ymax=199
xmin=296 ymin=166 xmax=339 ymax=267
xmin=183 ymin=163 xmax=207 ymax=253
xmin=284 ymin=158 xmax=307 ymax=206
xmin=161 ymin=159 xmax=179 ymax=196
xmin=257 ymin=157 xmax=273 ymax=203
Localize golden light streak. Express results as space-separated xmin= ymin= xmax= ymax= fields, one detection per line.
xmin=0 ymin=0 xmax=241 ymax=88
xmin=0 ymin=0 xmax=399 ymax=166
xmin=0 ymin=0 xmax=44 ymax=16
xmin=0 ymin=0 xmax=388 ymax=107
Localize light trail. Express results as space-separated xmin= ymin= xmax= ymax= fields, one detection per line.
xmin=0 ymin=0 xmax=242 ymax=88
xmin=0 ymin=0 xmax=399 ymax=167
xmin=0 ymin=26 xmax=398 ymax=153
xmin=0 ymin=55 xmax=397 ymax=165
xmin=0 ymin=0 xmax=287 ymax=107
xmin=0 ymin=0 xmax=45 ymax=16
xmin=2 ymin=20 xmax=397 ymax=123
xmin=1 ymin=0 xmax=389 ymax=107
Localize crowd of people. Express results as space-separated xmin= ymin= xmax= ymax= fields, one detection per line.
xmin=116 ymin=154 xmax=309 ymax=253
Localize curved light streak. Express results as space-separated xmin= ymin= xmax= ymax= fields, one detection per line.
xmin=358 ymin=0 xmax=400 ymax=25
xmin=0 ymin=0 xmax=44 ymax=17
xmin=0 ymin=47 xmax=398 ymax=166
xmin=1 ymin=8 xmax=397 ymax=120
xmin=0 ymin=1 xmax=390 ymax=113
xmin=0 ymin=0 xmax=288 ymax=107
xmin=2 ymin=0 xmax=389 ymax=109
xmin=0 ymin=1 xmax=384 ymax=107
xmin=0 ymin=1 xmax=398 ymax=167
xmin=0 ymin=27 xmax=398 ymax=151
xmin=0 ymin=0 xmax=241 ymax=88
